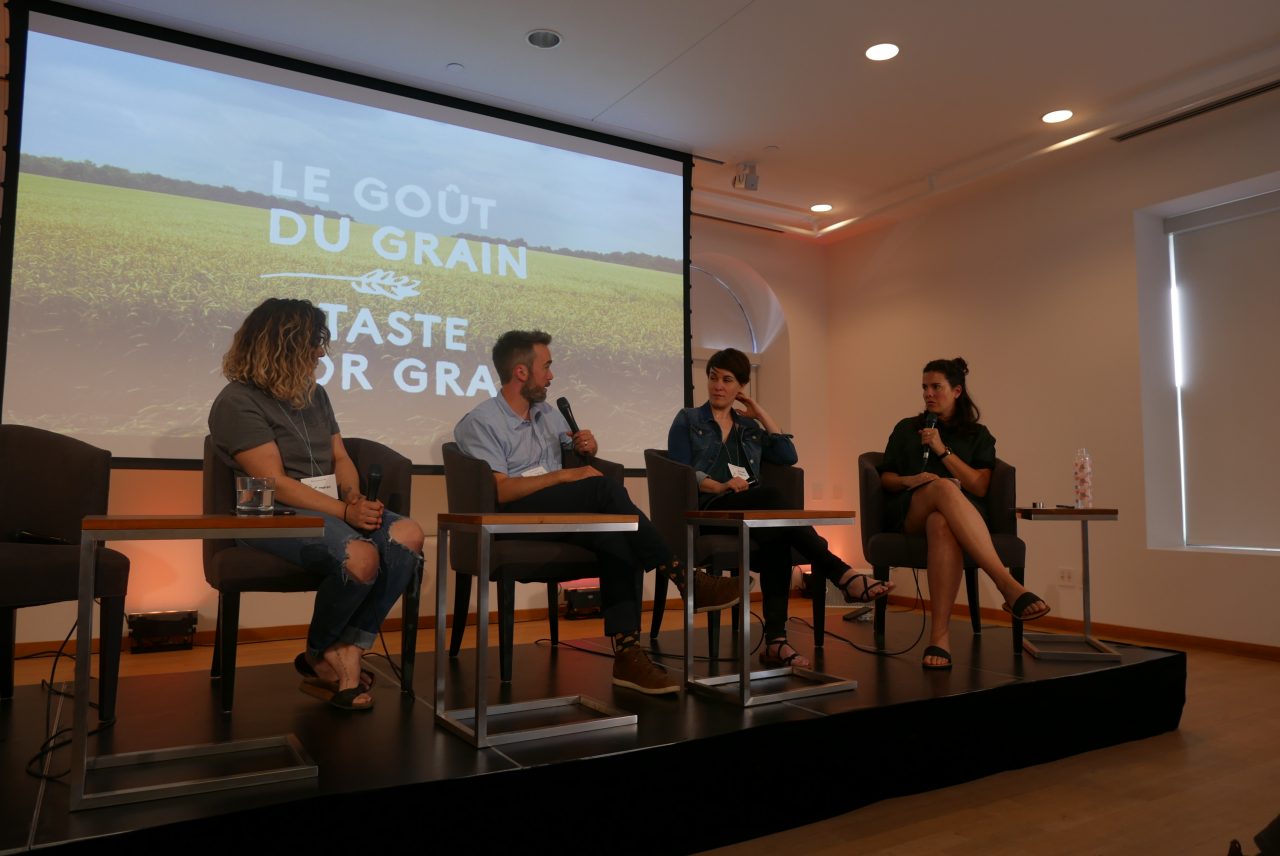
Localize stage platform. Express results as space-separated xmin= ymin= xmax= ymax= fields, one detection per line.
xmin=1 ymin=611 xmax=1185 ymax=854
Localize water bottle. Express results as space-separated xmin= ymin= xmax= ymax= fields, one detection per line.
xmin=1073 ymin=448 xmax=1093 ymax=509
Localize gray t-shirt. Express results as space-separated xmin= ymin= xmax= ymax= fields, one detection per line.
xmin=208 ymin=381 xmax=341 ymax=480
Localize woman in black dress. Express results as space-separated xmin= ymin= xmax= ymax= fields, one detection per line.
xmin=879 ymin=357 xmax=1048 ymax=669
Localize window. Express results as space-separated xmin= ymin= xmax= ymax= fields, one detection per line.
xmin=1138 ymin=175 xmax=1280 ymax=552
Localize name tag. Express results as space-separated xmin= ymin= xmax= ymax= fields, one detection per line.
xmin=521 ymin=466 xmax=549 ymax=478
xmin=728 ymin=464 xmax=751 ymax=481
xmin=301 ymin=473 xmax=339 ymax=499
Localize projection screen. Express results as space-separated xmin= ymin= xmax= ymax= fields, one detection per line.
xmin=1 ymin=9 xmax=690 ymax=468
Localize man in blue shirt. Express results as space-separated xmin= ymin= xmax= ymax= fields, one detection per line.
xmin=454 ymin=330 xmax=738 ymax=694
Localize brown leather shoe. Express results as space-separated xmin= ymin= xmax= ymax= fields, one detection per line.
xmin=687 ymin=571 xmax=741 ymax=613
xmin=612 ymin=646 xmax=679 ymax=695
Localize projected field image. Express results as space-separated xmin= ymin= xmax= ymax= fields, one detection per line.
xmin=3 ymin=18 xmax=688 ymax=466
xmin=5 ymin=174 xmax=683 ymax=461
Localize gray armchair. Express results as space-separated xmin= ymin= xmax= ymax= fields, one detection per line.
xmin=644 ymin=449 xmax=828 ymax=653
xmin=203 ymin=435 xmax=420 ymax=711
xmin=440 ymin=441 xmax=626 ymax=683
xmin=0 ymin=425 xmax=129 ymax=721
xmin=857 ymin=451 xmax=1026 ymax=652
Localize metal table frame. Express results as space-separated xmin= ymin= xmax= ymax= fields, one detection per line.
xmin=435 ymin=513 xmax=640 ymax=748
xmin=73 ymin=514 xmax=325 ymax=810
xmin=684 ymin=510 xmax=859 ymax=707
xmin=1016 ymin=507 xmax=1121 ymax=662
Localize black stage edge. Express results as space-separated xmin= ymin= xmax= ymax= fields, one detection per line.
xmin=1 ymin=613 xmax=1185 ymax=854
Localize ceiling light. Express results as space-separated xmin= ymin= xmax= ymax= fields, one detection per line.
xmin=865 ymin=43 xmax=899 ymax=61
xmin=810 ymin=203 xmax=833 ymax=213
xmin=1042 ymin=109 xmax=1073 ymax=124
xmin=526 ymin=29 xmax=562 ymax=49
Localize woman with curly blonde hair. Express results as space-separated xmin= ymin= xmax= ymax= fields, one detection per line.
xmin=209 ymin=298 xmax=423 ymax=711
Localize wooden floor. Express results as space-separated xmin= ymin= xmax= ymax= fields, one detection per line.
xmin=13 ymin=612 xmax=1278 ymax=855
xmin=706 ymin=642 xmax=1280 ymax=856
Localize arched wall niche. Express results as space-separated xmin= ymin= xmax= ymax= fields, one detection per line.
xmin=688 ymin=252 xmax=791 ymax=426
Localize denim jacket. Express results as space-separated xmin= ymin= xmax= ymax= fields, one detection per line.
xmin=667 ymin=403 xmax=797 ymax=484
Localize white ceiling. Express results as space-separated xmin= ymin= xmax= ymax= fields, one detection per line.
xmin=51 ymin=0 xmax=1280 ymax=239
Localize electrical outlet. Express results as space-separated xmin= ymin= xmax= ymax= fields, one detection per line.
xmin=1058 ymin=566 xmax=1078 ymax=587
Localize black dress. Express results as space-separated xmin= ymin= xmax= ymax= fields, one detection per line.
xmin=877 ymin=415 xmax=996 ymax=532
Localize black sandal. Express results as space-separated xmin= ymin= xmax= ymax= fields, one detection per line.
xmin=760 ymin=638 xmax=809 ymax=668
xmin=1002 ymin=592 xmax=1050 ymax=622
xmin=839 ymin=572 xmax=893 ymax=604
xmin=293 ymin=652 xmax=375 ymax=693
xmin=921 ymin=645 xmax=953 ymax=670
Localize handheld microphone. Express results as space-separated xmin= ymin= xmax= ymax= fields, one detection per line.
xmin=556 ymin=396 xmax=580 ymax=435
xmin=365 ymin=464 xmax=383 ymax=503
xmin=922 ymin=413 xmax=939 ymax=468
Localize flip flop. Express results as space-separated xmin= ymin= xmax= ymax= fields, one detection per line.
xmin=922 ymin=645 xmax=952 ymax=670
xmin=1002 ymin=592 xmax=1050 ymax=622
xmin=293 ymin=652 xmax=375 ymax=693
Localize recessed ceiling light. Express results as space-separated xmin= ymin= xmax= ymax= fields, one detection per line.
xmin=865 ymin=43 xmax=899 ymax=61
xmin=1042 ymin=109 xmax=1073 ymax=124
xmin=810 ymin=203 xmax=833 ymax=213
xmin=527 ymin=29 xmax=562 ymax=49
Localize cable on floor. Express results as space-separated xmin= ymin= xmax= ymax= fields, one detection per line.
xmin=790 ymin=568 xmax=928 ymax=657
xmin=531 ymin=608 xmax=768 ymax=663
xmin=26 ymin=616 xmax=115 ymax=781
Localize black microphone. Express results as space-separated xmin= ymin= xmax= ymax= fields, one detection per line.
xmin=921 ymin=413 xmax=939 ymax=467
xmin=365 ymin=464 xmax=383 ymax=502
xmin=556 ymin=396 xmax=580 ymax=435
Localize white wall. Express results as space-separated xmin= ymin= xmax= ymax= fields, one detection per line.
xmin=825 ymin=90 xmax=1280 ymax=646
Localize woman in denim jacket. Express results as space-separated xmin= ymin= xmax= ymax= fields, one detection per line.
xmin=667 ymin=348 xmax=893 ymax=668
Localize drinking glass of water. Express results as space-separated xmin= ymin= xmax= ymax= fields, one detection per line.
xmin=235 ymin=476 xmax=276 ymax=515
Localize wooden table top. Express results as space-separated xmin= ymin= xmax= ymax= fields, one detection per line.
xmin=82 ymin=513 xmax=324 ymax=531
xmin=1015 ymin=507 xmax=1118 ymax=519
xmin=686 ymin=509 xmax=855 ymax=521
xmin=437 ymin=513 xmax=639 ymax=526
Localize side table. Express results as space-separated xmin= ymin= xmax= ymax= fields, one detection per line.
xmin=684 ymin=509 xmax=859 ymax=707
xmin=1015 ymin=507 xmax=1121 ymax=662
xmin=72 ymin=514 xmax=324 ymax=810
xmin=435 ymin=513 xmax=640 ymax=748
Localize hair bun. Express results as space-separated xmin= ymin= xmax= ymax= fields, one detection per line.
xmin=951 ymin=357 xmax=969 ymax=375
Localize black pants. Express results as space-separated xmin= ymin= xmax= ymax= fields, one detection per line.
xmin=501 ymin=476 xmax=671 ymax=636
xmin=701 ymin=487 xmax=849 ymax=639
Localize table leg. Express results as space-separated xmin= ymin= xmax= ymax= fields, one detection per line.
xmin=739 ymin=523 xmax=751 ymax=707
xmin=1081 ymin=520 xmax=1092 ymax=640
xmin=70 ymin=535 xmax=96 ymax=810
xmin=475 ymin=532 xmax=490 ymax=747
xmin=434 ymin=528 xmax=448 ymax=715
xmin=684 ymin=522 xmax=695 ymax=688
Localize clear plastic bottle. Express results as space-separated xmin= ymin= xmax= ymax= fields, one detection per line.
xmin=1073 ymin=448 xmax=1093 ymax=509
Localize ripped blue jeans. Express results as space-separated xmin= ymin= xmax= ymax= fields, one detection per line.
xmin=239 ymin=509 xmax=421 ymax=659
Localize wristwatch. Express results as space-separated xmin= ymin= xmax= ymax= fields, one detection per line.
xmin=937 ymin=447 xmax=953 ymax=461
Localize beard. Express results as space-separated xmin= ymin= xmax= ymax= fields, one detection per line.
xmin=521 ymin=378 xmax=548 ymax=404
